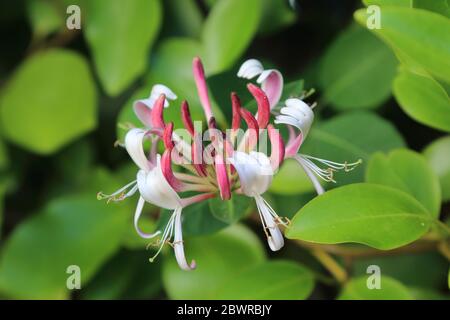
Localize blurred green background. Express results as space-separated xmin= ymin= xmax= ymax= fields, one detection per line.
xmin=0 ymin=0 xmax=448 ymax=300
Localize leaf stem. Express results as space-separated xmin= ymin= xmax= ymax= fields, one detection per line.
xmin=310 ymin=248 xmax=348 ymax=284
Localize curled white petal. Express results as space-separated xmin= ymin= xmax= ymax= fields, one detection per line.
xmin=150 ymin=84 xmax=178 ymax=105
xmin=228 ymin=151 xmax=273 ymax=196
xmin=137 ymin=155 xmax=182 ymax=210
xmin=125 ymin=128 xmax=151 ymax=171
xmin=134 ymin=196 xmax=161 ymax=239
xmin=173 ymin=207 xmax=196 ymax=271
xmin=237 ymin=59 xmax=264 ymax=79
xmin=255 ymin=195 xmax=284 ymax=251
xmin=275 ymin=98 xmax=314 ymax=138
xmin=256 ymin=69 xmax=273 ymax=84
xmin=238 ymin=59 xmax=283 ymax=109
xmin=133 ymin=84 xmax=177 ymax=116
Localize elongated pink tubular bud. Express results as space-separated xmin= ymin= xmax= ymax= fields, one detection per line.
xmin=181 ymin=101 xmax=195 ymax=137
xmin=214 ymin=153 xmax=231 ymax=200
xmin=268 ymin=124 xmax=285 ymax=170
xmin=239 ymin=107 xmax=259 ymax=150
xmin=239 ymin=107 xmax=259 ymax=132
xmin=231 ymin=92 xmax=241 ymax=131
xmin=192 ymin=132 xmax=207 ymax=177
xmin=193 ymin=57 xmax=213 ymax=121
xmin=248 ymin=83 xmax=270 ymax=129
xmin=285 ymin=132 xmax=303 ymax=158
xmin=163 ymin=122 xmax=174 ymax=149
xmin=151 ymin=94 xmax=166 ymax=129
xmin=161 ymin=149 xmax=185 ymax=192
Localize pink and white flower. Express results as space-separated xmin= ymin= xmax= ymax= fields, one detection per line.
xmin=99 ymin=56 xmax=361 ymax=270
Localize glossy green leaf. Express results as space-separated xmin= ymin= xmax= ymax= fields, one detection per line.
xmin=209 ymin=194 xmax=253 ymax=224
xmin=393 ymin=70 xmax=450 ymax=132
xmin=85 ymin=0 xmax=162 ymax=96
xmin=338 ymin=276 xmax=413 ymax=300
xmin=27 ymin=0 xmax=63 ymax=38
xmin=202 ymin=0 xmax=262 ymax=74
xmin=301 ymin=111 xmax=406 ymax=186
xmin=354 ymin=7 xmax=450 ymax=84
xmin=286 ymin=183 xmax=431 ymax=250
xmin=319 ymin=24 xmax=397 ymax=110
xmin=413 ymin=0 xmax=450 ymax=18
xmin=0 ymin=193 xmax=128 ymax=299
xmin=366 ymin=149 xmax=441 ymax=217
xmin=162 ymin=224 xmax=265 ymax=299
xmin=0 ymin=49 xmax=97 ymax=155
xmin=423 ymin=136 xmax=450 ymax=202
xmin=215 ymin=260 xmax=314 ymax=300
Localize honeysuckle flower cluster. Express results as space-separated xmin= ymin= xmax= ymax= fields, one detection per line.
xmin=98 ymin=57 xmax=361 ymax=271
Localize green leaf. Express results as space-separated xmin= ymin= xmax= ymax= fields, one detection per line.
xmin=319 ymin=24 xmax=398 ymax=110
xmin=202 ymin=0 xmax=262 ymax=74
xmin=352 ymin=251 xmax=449 ymax=289
xmin=84 ymin=0 xmax=162 ymax=96
xmin=258 ymin=0 xmax=296 ymax=35
xmin=27 ymin=0 xmax=64 ymax=38
xmin=366 ymin=149 xmax=441 ymax=217
xmin=160 ymin=199 xmax=228 ymax=237
xmin=0 ymin=50 xmax=97 ymax=155
xmin=409 ymin=287 xmax=450 ymax=300
xmin=301 ymin=111 xmax=406 ymax=186
xmin=393 ymin=70 xmax=450 ymax=132
xmin=121 ymin=215 xmax=157 ymax=250
xmin=209 ymin=194 xmax=253 ymax=224
xmin=162 ymin=0 xmax=203 ymax=38
xmin=0 ymin=176 xmax=8 ymax=237
xmin=354 ymin=7 xmax=450 ymax=84
xmin=286 ymin=183 xmax=431 ymax=250
xmin=162 ymin=224 xmax=265 ymax=299
xmin=270 ymin=158 xmax=317 ymax=195
xmin=270 ymin=193 xmax=316 ymax=219
xmin=413 ymin=0 xmax=450 ymax=18
xmin=363 ymin=0 xmax=412 ymax=7
xmin=423 ymin=136 xmax=450 ymax=202
xmin=214 ymin=260 xmax=314 ymax=300
xmin=81 ymin=250 xmax=162 ymax=299
xmin=338 ymin=276 xmax=413 ymax=300
xmin=0 ymin=137 xmax=8 ymax=171
xmin=0 ymin=189 xmax=129 ymax=299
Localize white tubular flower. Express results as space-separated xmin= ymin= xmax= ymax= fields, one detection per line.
xmin=135 ymin=155 xmax=195 ymax=271
xmin=136 ymin=155 xmax=182 ymax=210
xmin=237 ymin=59 xmax=283 ymax=109
xmin=274 ymin=98 xmax=314 ymax=139
xmin=133 ymin=84 xmax=177 ymax=127
xmin=229 ymin=151 xmax=288 ymax=251
xmin=100 ymin=128 xmax=196 ymax=271
xmin=274 ymin=98 xmax=362 ymax=196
